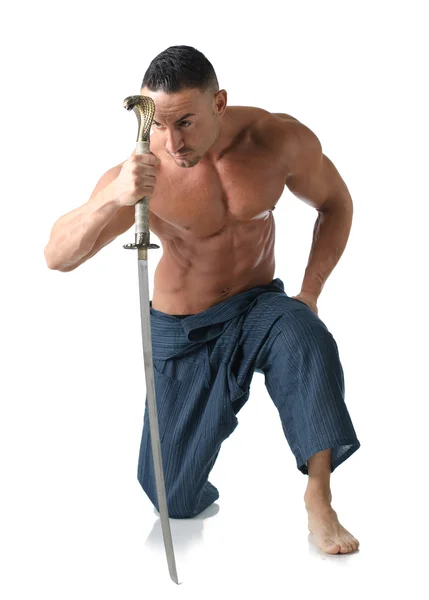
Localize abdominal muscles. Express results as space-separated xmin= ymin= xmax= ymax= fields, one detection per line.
xmin=151 ymin=212 xmax=276 ymax=314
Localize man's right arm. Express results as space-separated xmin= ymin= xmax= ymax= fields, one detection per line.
xmin=44 ymin=163 xmax=134 ymax=272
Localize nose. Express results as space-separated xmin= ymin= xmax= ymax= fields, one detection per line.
xmin=165 ymin=129 xmax=185 ymax=155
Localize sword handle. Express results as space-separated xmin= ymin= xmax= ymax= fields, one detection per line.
xmin=135 ymin=141 xmax=151 ymax=247
xmin=123 ymin=140 xmax=160 ymax=255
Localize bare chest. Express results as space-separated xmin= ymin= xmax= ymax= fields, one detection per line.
xmin=148 ymin=144 xmax=286 ymax=238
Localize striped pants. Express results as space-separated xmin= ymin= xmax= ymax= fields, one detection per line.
xmin=137 ymin=278 xmax=360 ymax=518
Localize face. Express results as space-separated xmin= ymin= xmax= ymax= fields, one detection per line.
xmin=140 ymin=86 xmax=227 ymax=168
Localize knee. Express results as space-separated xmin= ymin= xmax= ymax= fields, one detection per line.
xmin=137 ymin=474 xmax=201 ymax=518
xmin=137 ymin=452 xmax=197 ymax=518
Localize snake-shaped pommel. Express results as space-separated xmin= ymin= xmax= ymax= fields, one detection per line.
xmin=123 ymin=95 xmax=155 ymax=143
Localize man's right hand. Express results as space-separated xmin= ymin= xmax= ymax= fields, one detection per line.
xmin=115 ymin=149 xmax=161 ymax=207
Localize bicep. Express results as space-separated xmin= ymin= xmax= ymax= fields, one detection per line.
xmin=88 ymin=161 xmax=125 ymax=201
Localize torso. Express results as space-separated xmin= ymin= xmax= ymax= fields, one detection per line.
xmin=147 ymin=106 xmax=298 ymax=314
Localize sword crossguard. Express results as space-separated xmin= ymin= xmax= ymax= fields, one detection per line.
xmin=123 ymin=242 xmax=160 ymax=250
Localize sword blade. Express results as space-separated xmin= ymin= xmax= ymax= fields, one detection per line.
xmin=137 ymin=258 xmax=179 ymax=585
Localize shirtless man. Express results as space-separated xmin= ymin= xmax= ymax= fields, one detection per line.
xmin=44 ymin=46 xmax=360 ymax=554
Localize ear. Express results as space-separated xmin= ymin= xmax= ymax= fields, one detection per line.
xmin=214 ymin=89 xmax=227 ymax=115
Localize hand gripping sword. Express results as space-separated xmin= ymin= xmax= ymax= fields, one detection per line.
xmin=122 ymin=95 xmax=180 ymax=585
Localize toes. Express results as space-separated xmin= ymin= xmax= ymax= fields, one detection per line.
xmin=340 ymin=539 xmax=359 ymax=553
xmin=345 ymin=537 xmax=359 ymax=552
xmin=324 ymin=542 xmax=341 ymax=554
xmin=313 ymin=529 xmax=360 ymax=555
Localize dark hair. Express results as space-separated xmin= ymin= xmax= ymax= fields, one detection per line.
xmin=141 ymin=45 xmax=219 ymax=96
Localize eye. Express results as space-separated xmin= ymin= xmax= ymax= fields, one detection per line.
xmin=179 ymin=121 xmax=191 ymax=127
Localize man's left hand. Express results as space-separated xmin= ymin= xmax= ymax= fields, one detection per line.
xmin=291 ymin=292 xmax=319 ymax=316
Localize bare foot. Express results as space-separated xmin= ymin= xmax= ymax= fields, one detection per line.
xmin=304 ymin=493 xmax=359 ymax=554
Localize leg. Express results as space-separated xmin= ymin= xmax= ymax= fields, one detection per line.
xmin=256 ymin=303 xmax=361 ymax=553
xmin=304 ymin=448 xmax=359 ymax=553
xmin=137 ymin=358 xmax=238 ymax=518
xmin=305 ymin=447 xmax=333 ymax=503
xmin=257 ymin=306 xmax=361 ymax=474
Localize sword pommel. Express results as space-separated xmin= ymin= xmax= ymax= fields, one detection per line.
xmin=123 ymin=95 xmax=155 ymax=143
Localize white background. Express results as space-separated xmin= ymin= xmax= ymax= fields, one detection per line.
xmin=1 ymin=0 xmax=428 ymax=597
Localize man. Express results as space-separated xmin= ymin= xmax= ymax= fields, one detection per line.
xmin=44 ymin=45 xmax=360 ymax=554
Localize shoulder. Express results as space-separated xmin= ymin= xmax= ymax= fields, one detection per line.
xmin=251 ymin=111 xmax=322 ymax=175
xmin=253 ymin=111 xmax=320 ymax=150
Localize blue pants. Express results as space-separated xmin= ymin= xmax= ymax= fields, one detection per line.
xmin=137 ymin=278 xmax=360 ymax=518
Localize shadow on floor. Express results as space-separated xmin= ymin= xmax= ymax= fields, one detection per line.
xmin=144 ymin=502 xmax=220 ymax=555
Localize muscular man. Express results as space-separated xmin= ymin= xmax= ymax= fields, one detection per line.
xmin=45 ymin=45 xmax=360 ymax=554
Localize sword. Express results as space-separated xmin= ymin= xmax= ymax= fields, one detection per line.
xmin=122 ymin=94 xmax=180 ymax=585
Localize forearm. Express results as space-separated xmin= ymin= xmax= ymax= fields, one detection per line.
xmin=300 ymin=200 xmax=353 ymax=298
xmin=44 ymin=181 xmax=121 ymax=271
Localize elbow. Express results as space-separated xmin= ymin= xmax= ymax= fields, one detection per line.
xmin=44 ymin=245 xmax=68 ymax=271
xmin=44 ymin=246 xmax=81 ymax=272
xmin=319 ymin=192 xmax=353 ymax=215
xmin=44 ymin=245 xmax=58 ymax=270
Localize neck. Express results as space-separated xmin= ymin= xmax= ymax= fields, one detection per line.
xmin=202 ymin=110 xmax=232 ymax=163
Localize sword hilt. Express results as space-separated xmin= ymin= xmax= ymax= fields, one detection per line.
xmin=122 ymin=96 xmax=160 ymax=257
